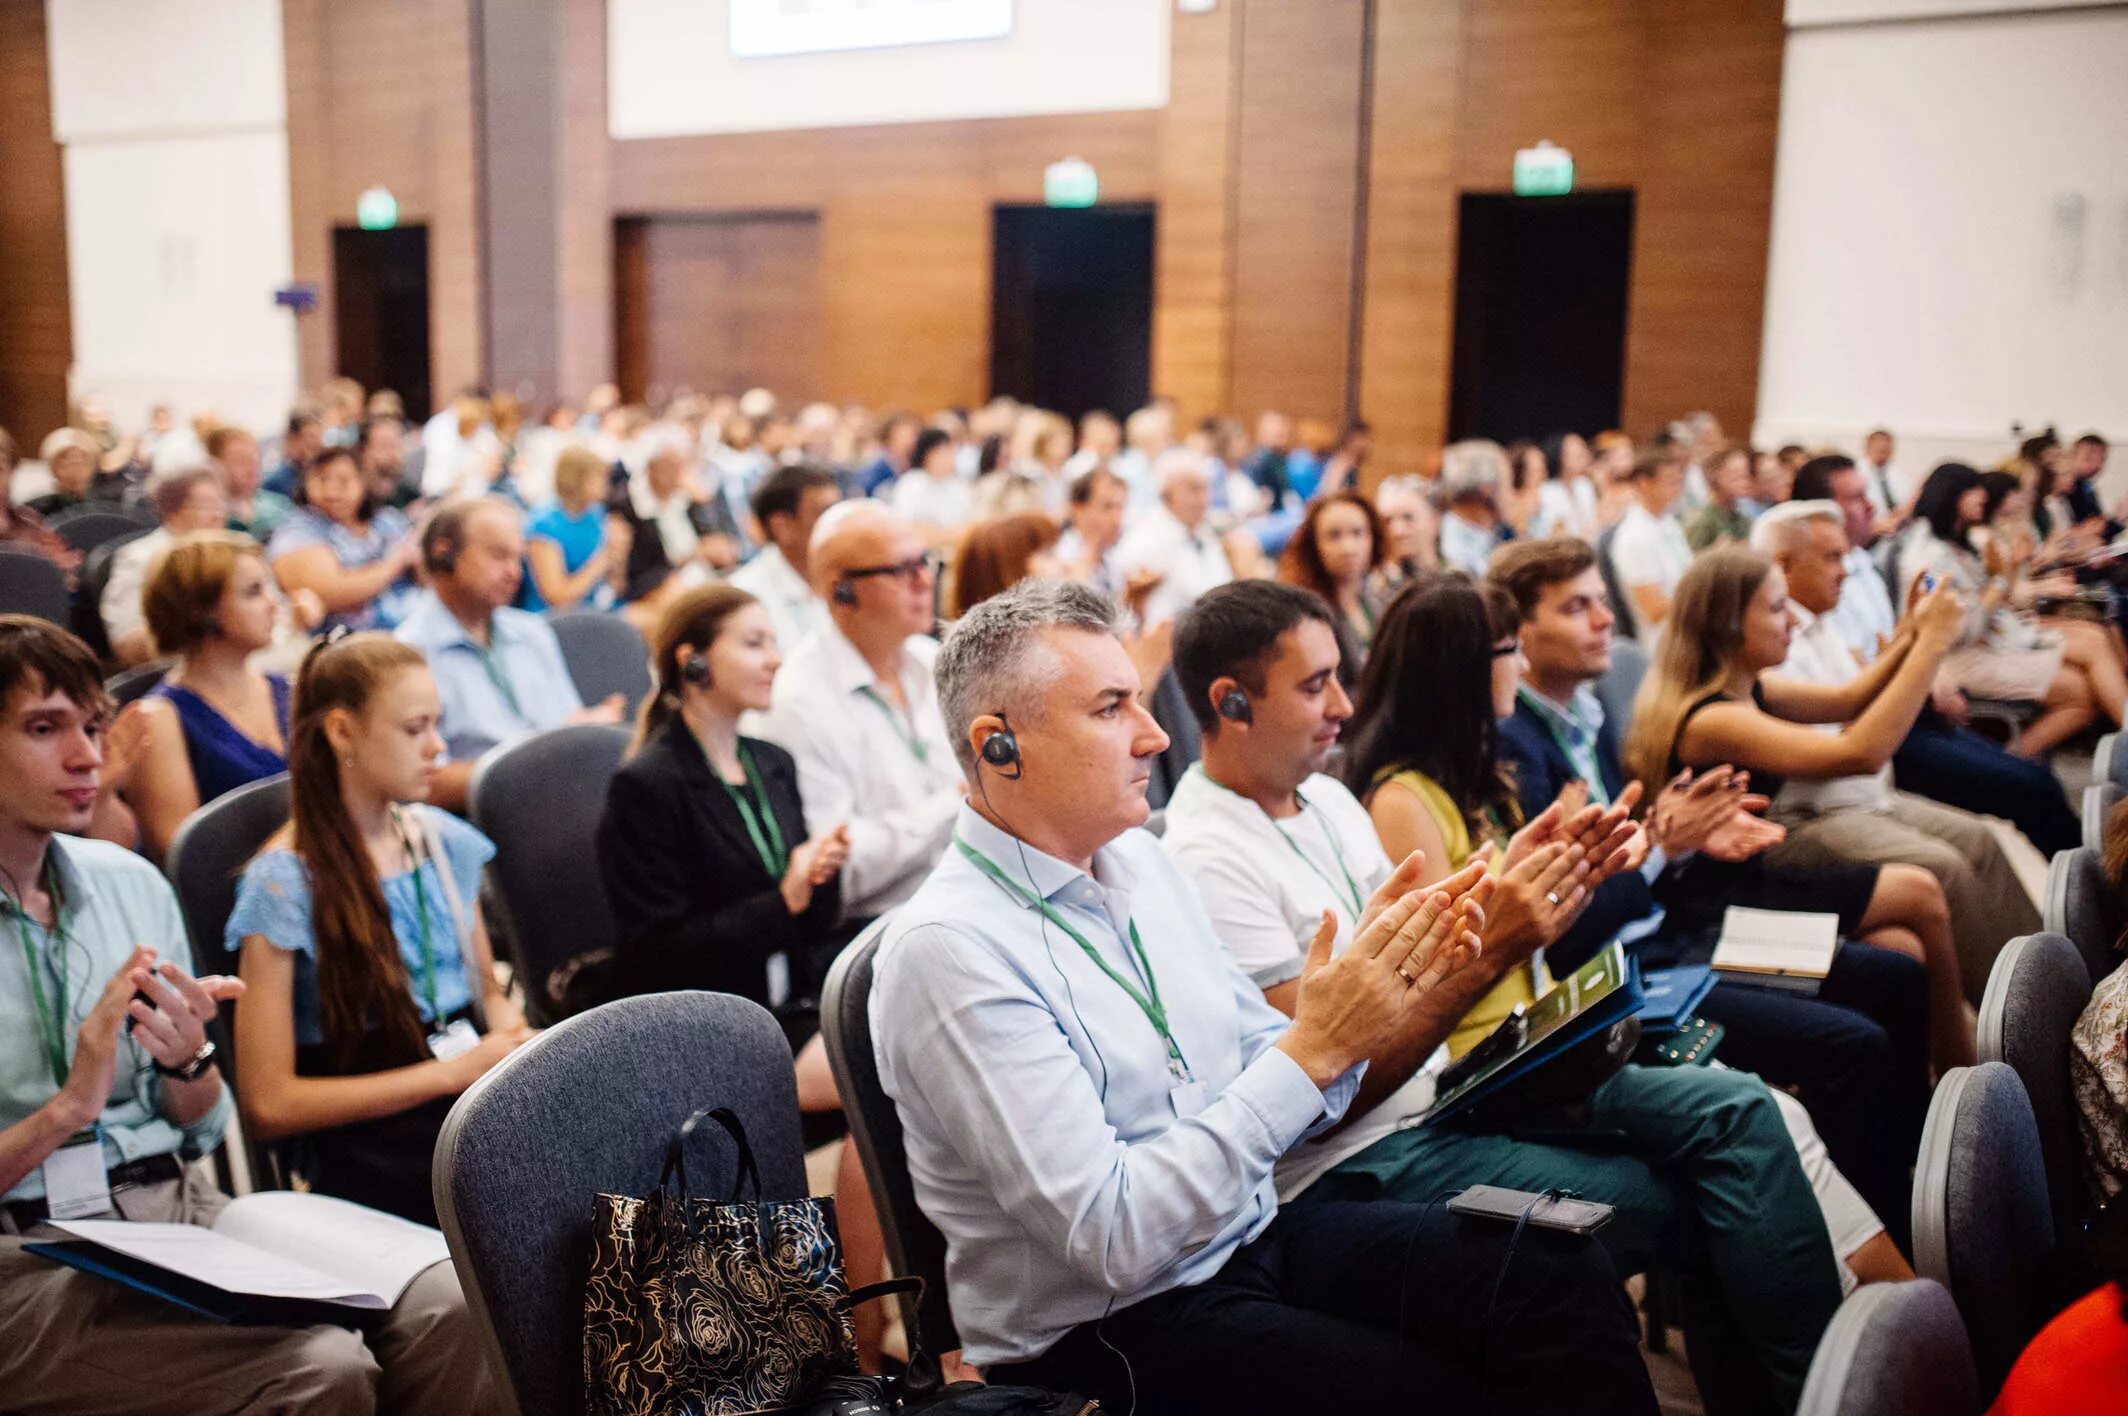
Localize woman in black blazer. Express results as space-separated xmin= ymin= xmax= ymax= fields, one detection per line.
xmin=597 ymin=584 xmax=850 ymax=1017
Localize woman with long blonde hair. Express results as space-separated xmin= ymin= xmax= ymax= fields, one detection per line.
xmin=1624 ymin=546 xmax=1974 ymax=1072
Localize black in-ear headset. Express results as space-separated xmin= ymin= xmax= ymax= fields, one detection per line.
xmin=680 ymin=650 xmax=711 ymax=687
xmin=1217 ymin=687 xmax=1253 ymax=725
xmin=979 ymin=711 xmax=1022 ymax=780
xmin=832 ymin=579 xmax=858 ymax=607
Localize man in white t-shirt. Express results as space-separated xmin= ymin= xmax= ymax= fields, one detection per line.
xmin=1161 ymin=580 xmax=1848 ymax=1415
xmin=1609 ymin=450 xmax=1695 ymax=644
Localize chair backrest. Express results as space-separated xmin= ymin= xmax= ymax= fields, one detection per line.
xmin=1796 ymin=1278 xmax=1980 ymax=1416
xmin=2096 ymin=732 xmax=2119 ymax=790
xmin=2086 ymin=782 xmax=2124 ymax=853
xmin=164 ymin=772 xmax=292 ymax=975
xmin=1978 ymin=932 xmax=2092 ymax=1236
xmin=467 ymin=723 xmax=630 ymax=1025
xmin=1594 ymin=523 xmax=1638 ymax=641
xmin=433 ymin=991 xmax=807 ymax=1416
xmin=52 ymin=508 xmax=152 ymax=554
xmin=1143 ymin=665 xmax=1203 ymax=811
xmin=1594 ymin=633 xmax=1650 ymax=742
xmin=548 ymin=611 xmax=652 ymax=719
xmin=1912 ymin=1062 xmax=2054 ymax=1397
xmin=820 ymin=918 xmax=960 ymax=1356
xmin=0 ymin=547 xmax=71 ymax=624
xmin=106 ymin=659 xmax=173 ymax=708
xmin=2041 ymin=846 xmax=2122 ymax=987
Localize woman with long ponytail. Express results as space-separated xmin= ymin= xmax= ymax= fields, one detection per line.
xmin=229 ymin=632 xmax=531 ymax=1225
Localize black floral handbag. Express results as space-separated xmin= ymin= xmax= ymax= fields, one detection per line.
xmin=586 ymin=1106 xmax=860 ymax=1415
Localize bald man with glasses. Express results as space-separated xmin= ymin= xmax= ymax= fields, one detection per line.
xmin=757 ymin=503 xmax=962 ymax=921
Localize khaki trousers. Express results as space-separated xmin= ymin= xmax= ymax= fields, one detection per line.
xmin=1767 ymin=789 xmax=2040 ymax=1007
xmin=0 ymin=1169 xmax=511 ymax=1416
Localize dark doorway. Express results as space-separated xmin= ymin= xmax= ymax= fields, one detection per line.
xmin=1448 ymin=192 xmax=1634 ymax=443
xmin=991 ymin=205 xmax=1155 ymax=421
xmin=334 ymin=226 xmax=432 ymax=422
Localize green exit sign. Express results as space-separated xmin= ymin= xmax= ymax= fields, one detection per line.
xmin=1513 ymin=142 xmax=1574 ymax=197
xmin=356 ymin=186 xmax=399 ymax=231
xmin=1044 ymin=158 xmax=1098 ymax=209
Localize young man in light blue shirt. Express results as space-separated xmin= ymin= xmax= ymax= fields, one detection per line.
xmin=870 ymin=580 xmax=1659 ymax=1416
xmin=395 ymin=497 xmax=622 ymax=809
xmin=0 ymin=616 xmax=504 ymax=1414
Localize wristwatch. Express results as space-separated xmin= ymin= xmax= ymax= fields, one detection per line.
xmin=154 ymin=1038 xmax=218 ymax=1083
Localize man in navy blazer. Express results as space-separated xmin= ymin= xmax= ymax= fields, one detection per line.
xmin=1487 ymin=537 xmax=1931 ymax=1252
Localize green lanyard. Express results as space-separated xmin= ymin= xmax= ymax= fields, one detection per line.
xmin=1516 ymin=686 xmax=1609 ymax=807
xmin=953 ymin=836 xmax=1192 ymax=1080
xmin=394 ymin=812 xmax=443 ymax=1022
xmin=857 ymin=685 xmax=930 ymax=765
xmin=1190 ymin=766 xmax=1366 ymax=920
xmin=470 ymin=638 xmax=522 ymax=720
xmin=718 ymin=743 xmax=790 ymax=880
xmin=9 ymin=861 xmax=70 ymax=1086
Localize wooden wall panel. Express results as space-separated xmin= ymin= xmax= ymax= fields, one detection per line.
xmin=617 ymin=215 xmax=824 ymax=403
xmin=0 ymin=0 xmax=72 ymax=445
xmin=1228 ymin=0 xmax=1369 ymax=426
xmin=284 ymin=0 xmax=483 ymax=408
xmin=1153 ymin=3 xmax=1241 ymax=427
xmin=556 ymin=0 xmax=613 ymax=400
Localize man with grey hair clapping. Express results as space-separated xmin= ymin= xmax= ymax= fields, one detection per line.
xmin=868 ymin=578 xmax=1660 ymax=1416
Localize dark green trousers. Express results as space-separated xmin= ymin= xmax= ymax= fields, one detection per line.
xmin=1296 ymin=1063 xmax=1841 ymax=1416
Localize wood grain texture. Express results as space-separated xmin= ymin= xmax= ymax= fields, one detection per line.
xmin=0 ymin=0 xmax=73 ymax=444
xmin=615 ymin=214 xmax=825 ymax=405
xmin=283 ymin=0 xmax=483 ymax=408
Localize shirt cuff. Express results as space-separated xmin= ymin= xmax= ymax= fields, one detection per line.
xmin=1230 ymin=1046 xmax=1360 ymax=1151
xmin=1640 ymin=844 xmax=1670 ymax=883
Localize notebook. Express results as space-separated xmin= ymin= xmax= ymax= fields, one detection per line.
xmin=26 ymin=1190 xmax=448 ymax=1326
xmin=1709 ymin=906 xmax=1841 ymax=994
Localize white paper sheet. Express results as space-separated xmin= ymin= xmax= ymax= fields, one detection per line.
xmin=209 ymin=1191 xmax=450 ymax=1307
xmin=49 ymin=1220 xmax=386 ymax=1309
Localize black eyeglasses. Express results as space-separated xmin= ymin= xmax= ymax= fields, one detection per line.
xmin=1490 ymin=641 xmax=1522 ymax=659
xmin=843 ymin=552 xmax=941 ymax=586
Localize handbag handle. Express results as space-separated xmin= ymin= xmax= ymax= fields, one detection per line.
xmin=840 ymin=1277 xmax=945 ymax=1396
xmin=658 ymin=1106 xmax=763 ymax=1203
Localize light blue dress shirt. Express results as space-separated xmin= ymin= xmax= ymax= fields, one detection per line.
xmin=1 ymin=836 xmax=233 ymax=1203
xmin=870 ymin=805 xmax=1362 ymax=1366
xmin=1826 ymin=547 xmax=1898 ymax=661
xmin=394 ymin=590 xmax=585 ymax=763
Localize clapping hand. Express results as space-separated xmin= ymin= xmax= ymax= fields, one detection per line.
xmin=1650 ymin=765 xmax=1784 ymax=862
xmin=125 ymin=953 xmax=245 ymax=1077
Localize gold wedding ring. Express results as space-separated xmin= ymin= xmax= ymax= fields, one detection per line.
xmin=1546 ymin=891 xmax=1564 ymax=906
xmin=1396 ymin=964 xmax=1417 ymax=984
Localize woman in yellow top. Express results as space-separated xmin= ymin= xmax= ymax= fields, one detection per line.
xmin=1341 ymin=572 xmax=1622 ymax=1056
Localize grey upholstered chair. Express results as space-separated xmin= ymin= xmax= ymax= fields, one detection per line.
xmin=2084 ymin=782 xmax=2123 ymax=853
xmin=549 ymin=610 xmax=653 ymax=719
xmin=106 ymin=657 xmax=174 ymax=708
xmin=1796 ymin=1279 xmax=1980 ymax=1416
xmin=0 ymin=543 xmax=71 ymax=625
xmin=1978 ymin=932 xmax=2096 ymax=1239
xmin=467 ymin=723 xmax=630 ymax=1025
xmin=433 ymin=991 xmax=806 ymax=1416
xmin=1594 ymin=633 xmax=1650 ymax=741
xmin=1144 ymin=666 xmax=1203 ymax=811
xmin=1912 ymin=1062 xmax=2054 ymax=1397
xmin=2096 ymin=731 xmax=2128 ymax=790
xmin=2042 ymin=846 xmax=2122 ymax=987
xmin=820 ymin=918 xmax=960 ymax=1359
xmin=50 ymin=506 xmax=154 ymax=554
xmin=1594 ymin=525 xmax=1639 ymax=643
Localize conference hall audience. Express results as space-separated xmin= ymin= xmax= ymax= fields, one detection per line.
xmin=0 ymin=616 xmax=507 ymax=1414
xmin=1053 ymin=465 xmax=1132 ymax=600
xmin=1435 ymin=438 xmax=1512 ymax=576
xmin=261 ymin=409 xmax=324 ymax=499
xmin=1623 ymin=545 xmax=1973 ymax=1071
xmin=227 ymin=633 xmax=531 ymax=1228
xmin=209 ymin=424 xmax=292 ymax=541
xmin=1114 ymin=447 xmax=1234 ymax=623
xmin=890 ymin=426 xmax=974 ymax=542
xmin=1369 ymin=473 xmax=1439 ymax=588
xmin=1686 ymin=444 xmax=1758 ymax=550
xmin=393 ymin=499 xmax=622 ymax=811
xmin=1485 ymin=538 xmax=1932 ymax=1249
xmin=357 ymin=416 xmax=419 ymax=513
xmin=1274 ymin=490 xmax=1388 ymax=666
xmin=1792 ymin=454 xmax=2080 ymax=854
xmin=1163 ymin=580 xmax=1883 ymax=1412
xmin=1532 ymin=430 xmax=1601 ymax=540
xmin=26 ymin=428 xmax=129 ymax=519
xmin=267 ymin=446 xmax=421 ymax=634
xmin=120 ymin=533 xmax=293 ymax=860
xmin=1752 ymin=501 xmax=2041 ymax=999
xmin=871 ymin=578 xmax=1662 ymax=1415
xmin=608 ymin=437 xmax=731 ymax=609
xmin=1896 ymin=461 xmax=2124 ymax=755
xmin=856 ymin=409 xmax=922 ymax=498
xmin=728 ymin=462 xmax=841 ymax=653
xmin=1610 ymin=448 xmax=1695 ymax=642
xmin=99 ymin=464 xmax=231 ymax=666
xmin=757 ymin=503 xmax=960 ymax=921
xmin=520 ymin=444 xmax=624 ymax=614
